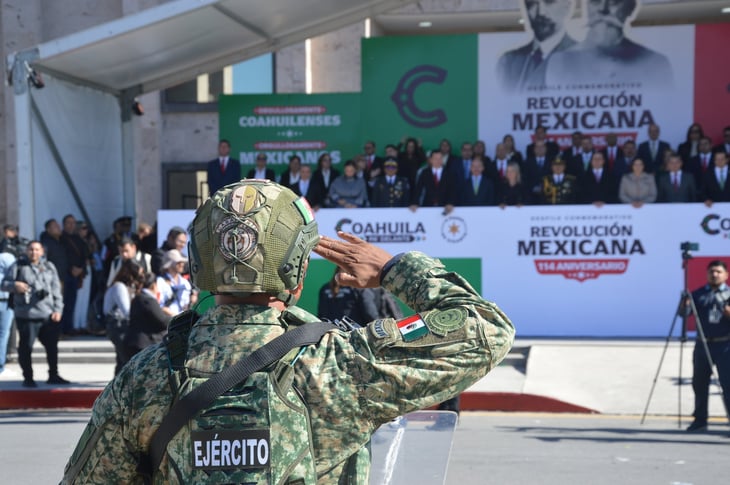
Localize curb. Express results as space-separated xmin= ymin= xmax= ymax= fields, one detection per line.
xmin=0 ymin=388 xmax=102 ymax=409
xmin=0 ymin=389 xmax=598 ymax=414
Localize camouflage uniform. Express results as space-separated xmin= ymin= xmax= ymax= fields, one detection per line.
xmin=62 ymin=252 xmax=513 ymax=484
xmin=62 ymin=180 xmax=514 ymax=484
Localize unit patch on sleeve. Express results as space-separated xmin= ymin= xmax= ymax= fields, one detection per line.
xmin=424 ymin=308 xmax=467 ymax=337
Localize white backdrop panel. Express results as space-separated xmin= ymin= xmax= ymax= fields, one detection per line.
xmin=158 ymin=203 xmax=730 ymax=337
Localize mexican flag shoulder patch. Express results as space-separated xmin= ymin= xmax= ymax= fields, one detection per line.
xmin=396 ymin=314 xmax=429 ymax=342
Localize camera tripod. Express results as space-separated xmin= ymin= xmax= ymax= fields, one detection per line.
xmin=640 ymin=250 xmax=730 ymax=427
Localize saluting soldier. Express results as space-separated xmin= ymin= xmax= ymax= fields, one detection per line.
xmin=62 ymin=180 xmax=514 ymax=484
xmin=540 ymin=157 xmax=577 ymax=204
xmin=370 ymin=158 xmax=411 ymax=207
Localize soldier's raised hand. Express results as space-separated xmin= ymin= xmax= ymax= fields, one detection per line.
xmin=314 ymin=232 xmax=392 ymax=288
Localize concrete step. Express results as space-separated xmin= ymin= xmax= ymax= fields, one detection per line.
xmin=31 ymin=352 xmax=115 ymax=364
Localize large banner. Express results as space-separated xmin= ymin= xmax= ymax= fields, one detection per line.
xmin=360 ymin=34 xmax=477 ymax=152
xmin=218 ymin=93 xmax=361 ymax=173
xmin=159 ymin=203 xmax=730 ymax=337
xmin=478 ymin=1 xmax=694 ymax=152
xmin=359 ymin=13 xmax=729 ymax=156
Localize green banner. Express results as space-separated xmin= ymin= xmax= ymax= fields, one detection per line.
xmin=361 ymin=34 xmax=478 ymax=153
xmin=219 ymin=93 xmax=362 ymax=174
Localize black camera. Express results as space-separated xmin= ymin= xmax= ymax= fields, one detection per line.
xmin=34 ymin=288 xmax=49 ymax=300
xmin=680 ymin=242 xmax=699 ymax=252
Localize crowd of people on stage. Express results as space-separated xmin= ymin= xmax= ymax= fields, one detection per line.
xmin=209 ymin=123 xmax=730 ymax=214
xmin=1 ymin=120 xmax=729 ymax=378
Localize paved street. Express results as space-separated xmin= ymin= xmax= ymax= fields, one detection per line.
xmin=1 ymin=410 xmax=726 ymax=484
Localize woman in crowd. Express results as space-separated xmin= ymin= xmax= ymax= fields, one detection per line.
xmin=85 ymin=230 xmax=106 ymax=334
xmin=72 ymin=221 xmax=93 ymax=334
xmin=498 ymin=162 xmax=530 ymax=207
xmin=122 ymin=272 xmax=171 ymax=363
xmin=279 ymin=154 xmax=301 ymax=188
xmin=103 ymin=259 xmax=143 ymax=375
xmin=619 ymin=158 xmax=657 ymax=208
xmin=156 ymin=249 xmax=194 ymax=315
xmin=327 ymin=160 xmax=368 ymax=208
xmin=312 ymin=152 xmax=340 ymax=198
xmin=397 ymin=137 xmax=427 ymax=187
xmin=677 ymin=123 xmax=704 ymax=163
xmin=502 ymin=134 xmax=524 ymax=164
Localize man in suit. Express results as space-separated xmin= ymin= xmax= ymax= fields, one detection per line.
xmin=207 ymin=139 xmax=241 ymax=194
xmin=570 ymin=135 xmax=595 ymax=177
xmin=561 ymin=131 xmax=583 ymax=161
xmin=246 ymin=153 xmax=276 ymax=181
xmin=410 ymin=151 xmax=456 ymax=214
xmin=702 ymin=151 xmax=730 ymax=207
xmin=459 ymin=158 xmax=496 ymax=206
xmin=362 ymin=140 xmax=385 ymax=182
xmin=290 ymin=164 xmax=324 ymax=210
xmin=657 ymin=153 xmax=697 ymax=203
xmin=578 ymin=152 xmax=618 ymax=206
xmin=449 ymin=142 xmax=474 ymax=182
xmin=526 ymin=125 xmax=561 ymax=161
xmin=489 ymin=143 xmax=511 ymax=184
xmin=712 ymin=126 xmax=730 ymax=155
xmin=370 ymin=159 xmax=411 ymax=208
xmin=686 ymin=137 xmax=715 ymax=193
xmin=496 ymin=0 xmax=577 ymax=93
xmin=278 ymin=155 xmax=302 ymax=188
xmin=637 ymin=124 xmax=672 ymax=173
xmin=619 ymin=139 xmax=637 ymax=173
xmin=601 ymin=133 xmax=626 ymax=177
xmin=524 ymin=140 xmax=555 ymax=199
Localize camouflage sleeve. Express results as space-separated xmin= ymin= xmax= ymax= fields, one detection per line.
xmin=294 ymin=251 xmax=514 ymax=476
xmin=352 ymin=250 xmax=514 ymax=422
xmin=61 ymin=379 xmax=140 ymax=484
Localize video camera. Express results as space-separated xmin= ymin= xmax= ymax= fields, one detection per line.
xmin=680 ymin=242 xmax=699 ymax=252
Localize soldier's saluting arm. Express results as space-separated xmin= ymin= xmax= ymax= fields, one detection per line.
xmin=298 ymin=232 xmax=515 ymax=478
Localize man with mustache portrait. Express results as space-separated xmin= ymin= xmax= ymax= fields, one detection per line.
xmin=546 ymin=0 xmax=673 ymax=89
xmin=496 ymin=0 xmax=578 ymax=93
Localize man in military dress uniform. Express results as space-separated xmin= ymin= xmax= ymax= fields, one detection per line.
xmin=370 ymin=158 xmax=411 ymax=207
xmin=62 ymin=180 xmax=514 ymax=484
xmin=540 ymin=157 xmax=577 ymax=204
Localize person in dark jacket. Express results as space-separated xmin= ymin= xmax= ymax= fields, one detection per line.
xmin=40 ymin=219 xmax=68 ymax=283
xmin=498 ymin=162 xmax=531 ymax=207
xmin=151 ymin=226 xmax=187 ymax=276
xmin=317 ymin=267 xmax=361 ymax=322
xmin=122 ymin=272 xmax=171 ymax=364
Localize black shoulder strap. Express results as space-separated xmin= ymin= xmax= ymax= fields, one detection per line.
xmin=138 ymin=321 xmax=337 ymax=481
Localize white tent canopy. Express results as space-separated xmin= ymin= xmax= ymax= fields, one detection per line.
xmin=8 ymin=0 xmax=414 ymax=238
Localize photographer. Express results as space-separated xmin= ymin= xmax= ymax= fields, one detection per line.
xmin=0 ymin=240 xmax=66 ymax=387
xmin=686 ymin=260 xmax=730 ymax=432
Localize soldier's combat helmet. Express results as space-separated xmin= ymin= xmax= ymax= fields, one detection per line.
xmin=188 ymin=179 xmax=319 ymax=305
